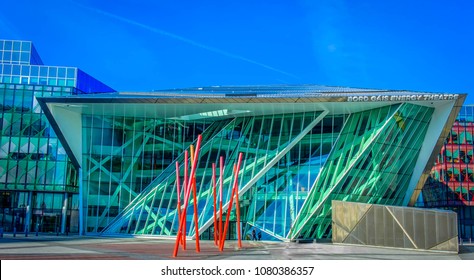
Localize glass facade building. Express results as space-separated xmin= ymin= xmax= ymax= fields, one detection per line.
xmin=1 ymin=40 xmax=112 ymax=93
xmin=2 ymin=39 xmax=469 ymax=242
xmin=421 ymin=105 xmax=474 ymax=240
xmin=38 ymin=86 xmax=465 ymax=240
xmin=0 ymin=39 xmax=114 ymax=234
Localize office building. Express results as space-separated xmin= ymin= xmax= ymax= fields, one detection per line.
xmin=421 ymin=105 xmax=474 ymax=240
xmin=0 ymin=39 xmax=114 ymax=233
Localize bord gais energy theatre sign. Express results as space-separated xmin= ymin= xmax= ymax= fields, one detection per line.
xmin=347 ymin=94 xmax=460 ymax=102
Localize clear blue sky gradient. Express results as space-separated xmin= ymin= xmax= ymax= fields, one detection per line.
xmin=1 ymin=0 xmax=473 ymax=103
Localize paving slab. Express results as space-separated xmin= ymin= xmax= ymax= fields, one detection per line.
xmin=0 ymin=234 xmax=473 ymax=260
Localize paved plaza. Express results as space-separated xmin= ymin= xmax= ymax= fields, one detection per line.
xmin=0 ymin=234 xmax=473 ymax=260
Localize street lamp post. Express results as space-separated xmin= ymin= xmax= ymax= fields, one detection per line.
xmin=0 ymin=208 xmax=3 ymax=238
xmin=41 ymin=202 xmax=46 ymax=233
xmin=61 ymin=206 xmax=66 ymax=234
xmin=13 ymin=213 xmax=16 ymax=237
xmin=25 ymin=206 xmax=29 ymax=237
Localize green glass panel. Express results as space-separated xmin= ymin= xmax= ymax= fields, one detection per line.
xmin=101 ymin=111 xmax=325 ymax=238
xmin=82 ymin=113 xmax=223 ymax=232
xmin=243 ymin=114 xmax=346 ymax=240
xmin=289 ymin=104 xmax=434 ymax=240
xmin=0 ymin=84 xmax=78 ymax=194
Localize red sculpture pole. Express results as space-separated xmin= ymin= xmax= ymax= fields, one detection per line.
xmin=219 ymin=156 xmax=224 ymax=244
xmin=190 ymin=145 xmax=200 ymax=252
xmin=212 ymin=163 xmax=218 ymax=246
xmin=219 ymin=152 xmax=243 ymax=251
xmin=172 ymin=135 xmax=202 ymax=257
xmin=182 ymin=150 xmax=189 ymax=249
xmin=234 ymin=163 xmax=243 ymax=249
xmin=175 ymin=162 xmax=182 ymax=245
xmin=192 ymin=177 xmax=200 ymax=252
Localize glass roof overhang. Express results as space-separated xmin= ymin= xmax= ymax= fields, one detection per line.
xmin=168 ymin=109 xmax=252 ymax=121
xmin=37 ymin=90 xmax=464 ymax=119
xmin=36 ymin=89 xmax=466 ymax=177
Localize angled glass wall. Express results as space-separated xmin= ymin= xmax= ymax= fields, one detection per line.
xmin=100 ymin=110 xmax=329 ymax=239
xmin=241 ymin=113 xmax=344 ymax=240
xmin=290 ymin=103 xmax=434 ymax=239
xmin=95 ymin=104 xmax=436 ymax=240
xmin=82 ymin=112 xmax=218 ymax=232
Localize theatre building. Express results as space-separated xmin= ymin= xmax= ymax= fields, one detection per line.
xmin=38 ymin=85 xmax=464 ymax=241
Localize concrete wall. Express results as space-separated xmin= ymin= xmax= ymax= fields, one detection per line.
xmin=332 ymin=200 xmax=458 ymax=253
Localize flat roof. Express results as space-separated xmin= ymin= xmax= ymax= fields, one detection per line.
xmin=37 ymin=85 xmax=465 ymax=119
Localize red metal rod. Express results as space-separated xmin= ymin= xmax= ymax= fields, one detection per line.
xmin=175 ymin=161 xmax=182 ymax=245
xmin=219 ymin=156 xmax=224 ymax=245
xmin=192 ymin=176 xmax=200 ymax=252
xmin=173 ymin=135 xmax=202 ymax=257
xmin=190 ymin=144 xmax=200 ymax=253
xmin=219 ymin=179 xmax=236 ymax=251
xmin=212 ymin=163 xmax=218 ymax=246
xmin=174 ymin=150 xmax=190 ymax=256
xmin=182 ymin=150 xmax=189 ymax=250
xmin=219 ymin=152 xmax=243 ymax=251
xmin=234 ymin=163 xmax=243 ymax=249
xmin=184 ymin=150 xmax=189 ymax=201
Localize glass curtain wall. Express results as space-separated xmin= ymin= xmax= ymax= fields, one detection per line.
xmin=82 ymin=112 xmax=214 ymax=232
xmin=242 ymin=113 xmax=344 ymax=240
xmin=290 ymin=103 xmax=434 ymax=239
xmin=422 ymin=105 xmax=474 ymax=240
xmin=1 ymin=39 xmax=114 ymax=234
xmin=0 ymin=83 xmax=79 ymax=233
xmin=85 ymin=103 xmax=435 ymax=240
xmin=100 ymin=110 xmax=338 ymax=240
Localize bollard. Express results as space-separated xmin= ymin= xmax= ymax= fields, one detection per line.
xmin=36 ymin=223 xmax=39 ymax=236
xmin=0 ymin=227 xmax=3 ymax=238
xmin=66 ymin=227 xmax=69 ymax=236
xmin=25 ymin=228 xmax=28 ymax=237
xmin=56 ymin=227 xmax=59 ymax=236
xmin=13 ymin=226 xmax=16 ymax=237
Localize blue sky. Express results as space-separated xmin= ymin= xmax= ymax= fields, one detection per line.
xmin=1 ymin=0 xmax=473 ymax=102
